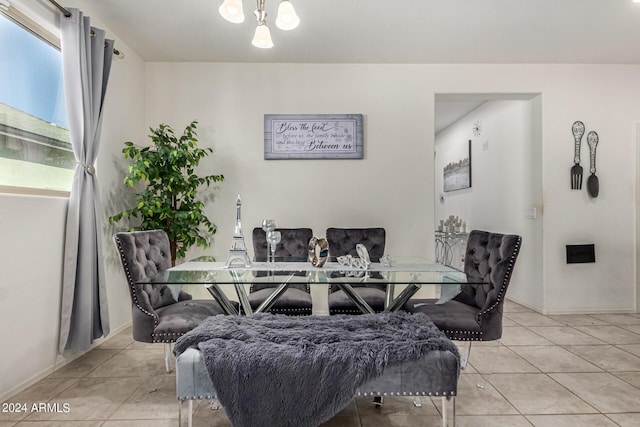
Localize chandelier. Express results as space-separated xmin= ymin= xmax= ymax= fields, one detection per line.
xmin=218 ymin=0 xmax=300 ymax=49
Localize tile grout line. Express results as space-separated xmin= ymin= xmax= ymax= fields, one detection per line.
xmin=518 ymin=320 xmax=633 ymax=418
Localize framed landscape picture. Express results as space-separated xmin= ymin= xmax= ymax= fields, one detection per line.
xmin=443 ymin=139 xmax=472 ymax=192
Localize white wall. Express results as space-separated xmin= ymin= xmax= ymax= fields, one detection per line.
xmin=435 ymin=99 xmax=544 ymax=310
xmin=0 ymin=195 xmax=67 ymax=398
xmin=144 ymin=64 xmax=435 ymax=260
xmin=0 ymin=0 xmax=146 ymax=400
xmin=145 ymin=63 xmax=640 ymax=315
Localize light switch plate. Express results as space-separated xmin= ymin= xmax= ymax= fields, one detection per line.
xmin=525 ymin=207 xmax=537 ymax=219
xmin=482 ymin=140 xmax=489 ymax=151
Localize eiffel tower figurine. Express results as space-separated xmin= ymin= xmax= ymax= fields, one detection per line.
xmin=224 ymin=194 xmax=252 ymax=268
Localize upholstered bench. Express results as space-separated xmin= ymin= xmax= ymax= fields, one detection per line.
xmin=176 ymin=345 xmax=460 ymax=427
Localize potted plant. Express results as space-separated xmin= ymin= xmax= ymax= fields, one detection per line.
xmin=109 ymin=120 xmax=224 ymax=265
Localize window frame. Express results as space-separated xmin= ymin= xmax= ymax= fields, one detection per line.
xmin=0 ymin=3 xmax=70 ymax=198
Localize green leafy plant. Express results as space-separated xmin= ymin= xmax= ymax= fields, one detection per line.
xmin=109 ymin=120 xmax=224 ymax=265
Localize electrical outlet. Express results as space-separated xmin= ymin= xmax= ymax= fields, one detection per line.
xmin=482 ymin=140 xmax=489 ymax=151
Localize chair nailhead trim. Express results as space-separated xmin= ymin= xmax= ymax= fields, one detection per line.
xmin=178 ymin=395 xmax=216 ymax=400
xmin=443 ymin=329 xmax=483 ymax=341
xmin=267 ymin=308 xmax=312 ymax=314
xmin=114 ymin=236 xmax=160 ymax=329
xmin=330 ymin=309 xmax=382 ymax=315
xmin=250 ymin=308 xmax=312 ymax=315
xmin=475 ymin=236 xmax=522 ymax=324
xmin=152 ymin=332 xmax=185 ymax=343
xmin=356 ymin=391 xmax=456 ymax=396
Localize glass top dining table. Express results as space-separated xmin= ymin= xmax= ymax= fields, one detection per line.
xmin=137 ymin=256 xmax=485 ymax=316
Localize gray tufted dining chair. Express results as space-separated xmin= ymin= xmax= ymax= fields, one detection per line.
xmin=250 ymin=227 xmax=314 ymax=315
xmin=404 ymin=230 xmax=522 ymax=366
xmin=326 ymin=227 xmax=387 ymax=315
xmin=113 ymin=230 xmax=232 ymax=372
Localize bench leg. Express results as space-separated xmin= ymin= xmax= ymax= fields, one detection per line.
xmin=442 ymin=396 xmax=447 ymax=427
xmin=451 ymin=396 xmax=456 ymax=427
xmin=178 ymin=399 xmax=218 ymax=426
xmin=164 ymin=343 xmax=174 ymax=373
xmin=180 ymin=400 xmax=193 ymax=427
xmin=439 ymin=396 xmax=456 ymax=427
xmin=461 ymin=341 xmax=472 ymax=370
xmin=178 ymin=400 xmax=194 ymax=427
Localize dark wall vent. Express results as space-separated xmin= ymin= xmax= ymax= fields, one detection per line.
xmin=566 ymin=244 xmax=595 ymax=264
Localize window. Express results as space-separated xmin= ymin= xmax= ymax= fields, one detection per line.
xmin=0 ymin=10 xmax=72 ymax=195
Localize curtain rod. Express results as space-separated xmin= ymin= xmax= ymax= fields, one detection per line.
xmin=46 ymin=0 xmax=123 ymax=58
xmin=47 ymin=0 xmax=71 ymax=18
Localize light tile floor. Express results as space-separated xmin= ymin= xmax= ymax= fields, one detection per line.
xmin=3 ymin=300 xmax=640 ymax=426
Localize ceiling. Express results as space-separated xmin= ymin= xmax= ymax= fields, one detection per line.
xmin=435 ymin=99 xmax=486 ymax=135
xmin=434 ymin=93 xmax=540 ymax=134
xmin=62 ymin=0 xmax=639 ymax=133
xmin=81 ymin=0 xmax=640 ymax=64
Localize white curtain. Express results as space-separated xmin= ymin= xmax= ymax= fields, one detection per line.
xmin=58 ymin=9 xmax=113 ymax=352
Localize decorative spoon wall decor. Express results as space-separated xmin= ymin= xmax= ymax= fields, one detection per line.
xmin=570 ymin=121 xmax=585 ymax=190
xmin=586 ymin=131 xmax=599 ymax=198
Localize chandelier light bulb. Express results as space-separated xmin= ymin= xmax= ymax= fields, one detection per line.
xmin=275 ymin=0 xmax=300 ymax=31
xmin=219 ymin=0 xmax=245 ymax=23
xmin=252 ymin=24 xmax=274 ymax=48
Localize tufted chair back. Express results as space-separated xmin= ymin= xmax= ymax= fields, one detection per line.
xmin=455 ymin=230 xmax=522 ymax=313
xmin=253 ymin=227 xmax=313 ymax=262
xmin=326 ymin=227 xmax=386 ymax=292
xmin=114 ymin=230 xmax=178 ymax=310
xmin=326 ymin=227 xmax=386 ymax=262
xmin=252 ymin=227 xmax=313 ymax=292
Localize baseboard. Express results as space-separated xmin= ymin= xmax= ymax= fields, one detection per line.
xmin=543 ymin=307 xmax=637 ymax=315
xmin=0 ymin=321 xmax=132 ymax=403
xmin=506 ymin=297 xmax=637 ymax=316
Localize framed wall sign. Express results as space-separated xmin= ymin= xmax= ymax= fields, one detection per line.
xmin=264 ymin=114 xmax=363 ymax=160
xmin=443 ymin=139 xmax=472 ymax=192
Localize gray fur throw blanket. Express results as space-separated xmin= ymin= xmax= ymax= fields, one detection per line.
xmin=174 ymin=312 xmax=458 ymax=427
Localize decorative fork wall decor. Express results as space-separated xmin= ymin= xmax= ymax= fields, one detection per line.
xmin=570 ymin=121 xmax=585 ymax=190
xmin=570 ymin=120 xmax=600 ymax=198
